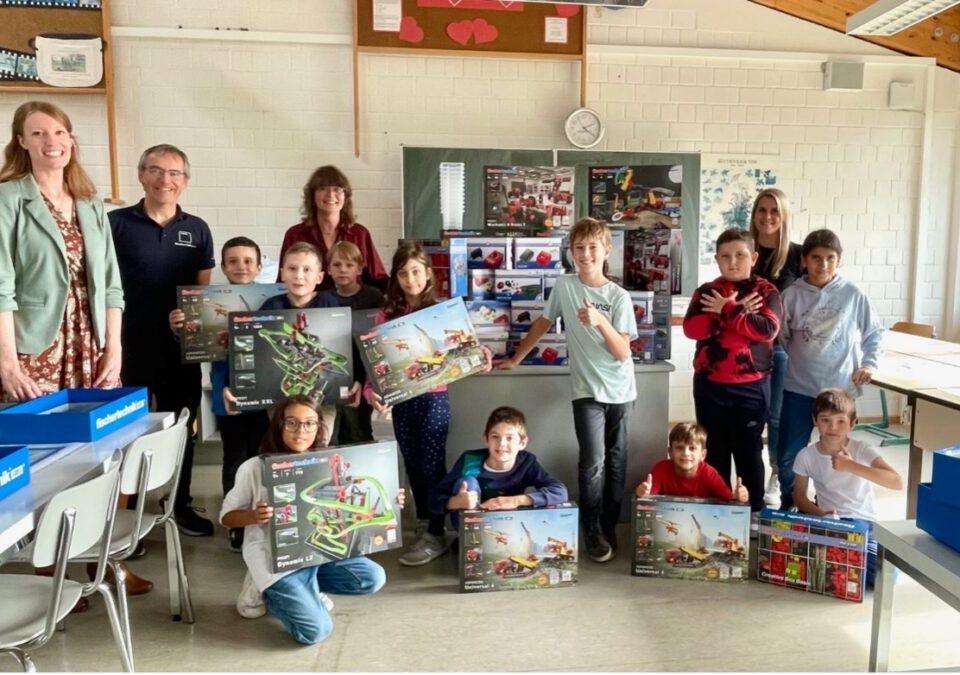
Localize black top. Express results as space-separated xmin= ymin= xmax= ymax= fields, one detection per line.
xmin=754 ymin=242 xmax=803 ymax=293
xmin=109 ymin=199 xmax=215 ymax=351
xmin=324 ymin=286 xmax=384 ymax=311
xmin=259 ymin=293 xmax=338 ymax=310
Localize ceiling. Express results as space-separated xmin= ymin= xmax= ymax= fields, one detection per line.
xmin=748 ymin=0 xmax=960 ymax=71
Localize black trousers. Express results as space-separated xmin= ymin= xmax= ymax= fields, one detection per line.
xmin=693 ymin=374 xmax=769 ymax=512
xmin=218 ymin=411 xmax=270 ymax=496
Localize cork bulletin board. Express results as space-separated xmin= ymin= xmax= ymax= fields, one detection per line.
xmin=356 ymin=0 xmax=586 ymax=57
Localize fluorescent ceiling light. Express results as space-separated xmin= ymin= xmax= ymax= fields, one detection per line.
xmin=846 ymin=0 xmax=960 ymax=36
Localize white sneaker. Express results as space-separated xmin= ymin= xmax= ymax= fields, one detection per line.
xmin=763 ymin=473 xmax=781 ymax=507
xmin=398 ymin=532 xmax=447 ymax=567
xmin=236 ymin=572 xmax=266 ymax=619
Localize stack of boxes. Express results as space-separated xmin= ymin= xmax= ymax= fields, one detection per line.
xmin=917 ymin=445 xmax=960 ymax=552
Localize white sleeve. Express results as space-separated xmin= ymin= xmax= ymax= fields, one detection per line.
xmin=219 ymin=458 xmax=260 ymax=525
xmin=792 ymin=445 xmax=814 ymax=478
xmin=852 ymin=439 xmax=882 ymax=467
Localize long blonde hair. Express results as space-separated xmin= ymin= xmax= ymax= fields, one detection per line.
xmin=749 ymin=188 xmax=791 ymax=280
xmin=0 ymin=101 xmax=96 ymax=200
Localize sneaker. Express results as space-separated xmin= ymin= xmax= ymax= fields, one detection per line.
xmin=398 ymin=532 xmax=447 ymax=566
xmin=228 ymin=528 xmax=244 ymax=553
xmin=586 ymin=530 xmax=614 ymax=563
xmin=763 ymin=474 xmax=781 ymax=507
xmin=175 ymin=507 xmax=214 ymax=537
xmin=236 ymin=572 xmax=266 ymax=619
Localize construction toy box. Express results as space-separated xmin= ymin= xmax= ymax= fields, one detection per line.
xmin=356 ymin=298 xmax=487 ymax=407
xmin=756 ymin=509 xmax=868 ymax=602
xmin=629 ymin=291 xmax=655 ymax=328
xmin=917 ymin=483 xmax=960 ymax=552
xmin=466 ymin=237 xmax=512 ymax=270
xmin=512 ymin=237 xmax=563 ymax=270
xmin=0 ymin=445 xmax=29 ymax=502
xmin=459 ymin=502 xmax=579 ymax=593
xmin=631 ymin=327 xmax=656 ymax=364
xmin=469 ymin=270 xmax=496 ymax=300
xmin=495 ymin=269 xmax=543 ymax=301
xmin=930 ymin=445 xmax=960 ymax=508
xmin=510 ymin=300 xmax=552 ymax=332
xmin=229 ymin=307 xmax=353 ymax=411
xmin=508 ymin=334 xmax=567 ymax=366
xmin=632 ymin=496 xmax=751 ymax=583
xmin=465 ymin=300 xmax=510 ymax=329
xmin=0 ymin=387 xmax=148 ymax=443
xmin=403 ymin=238 xmax=468 ymax=299
xmin=624 ymin=228 xmax=672 ymax=295
xmin=262 ymin=441 xmax=402 ymax=573
xmin=176 ymin=283 xmax=286 ymax=363
xmin=476 ymin=329 xmax=509 ymax=359
xmin=543 ymin=270 xmax=561 ymax=300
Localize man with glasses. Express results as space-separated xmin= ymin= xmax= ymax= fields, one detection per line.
xmin=110 ymin=144 xmax=216 ymax=537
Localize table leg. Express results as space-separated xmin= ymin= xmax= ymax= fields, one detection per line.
xmin=906 ymin=394 xmax=920 ymax=519
xmin=869 ymin=546 xmax=895 ymax=672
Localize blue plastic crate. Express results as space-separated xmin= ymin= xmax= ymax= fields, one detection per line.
xmin=0 ymin=445 xmax=30 ymax=502
xmin=917 ymin=483 xmax=960 ymax=553
xmin=931 ymin=445 xmax=960 ymax=509
xmin=0 ymin=387 xmax=148 ymax=444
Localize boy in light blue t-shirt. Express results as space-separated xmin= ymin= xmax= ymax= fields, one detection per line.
xmin=499 ymin=218 xmax=638 ymax=563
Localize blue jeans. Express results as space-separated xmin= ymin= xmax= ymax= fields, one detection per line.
xmin=262 ymin=557 xmax=386 ymax=645
xmin=572 ymin=398 xmax=632 ymax=535
xmin=777 ymin=390 xmax=816 ymax=509
xmin=767 ymin=346 xmax=788 ymax=467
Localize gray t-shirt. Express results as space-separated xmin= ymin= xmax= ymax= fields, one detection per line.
xmin=544 ymin=274 xmax=638 ymax=404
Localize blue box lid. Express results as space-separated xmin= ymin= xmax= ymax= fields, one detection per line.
xmin=0 ymin=387 xmax=148 ymax=444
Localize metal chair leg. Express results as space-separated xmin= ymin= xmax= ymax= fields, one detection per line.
xmin=4 ymin=648 xmax=35 ymax=672
xmin=169 ymin=522 xmax=195 ymax=624
xmin=109 ymin=561 xmax=134 ymax=666
xmin=164 ymin=521 xmax=182 ymax=621
xmin=95 ymin=584 xmax=134 ymax=672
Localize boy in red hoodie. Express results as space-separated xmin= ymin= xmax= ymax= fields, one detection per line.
xmin=683 ymin=229 xmax=781 ymax=513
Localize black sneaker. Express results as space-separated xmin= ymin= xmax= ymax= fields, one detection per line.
xmin=175 ymin=507 xmax=214 ymax=537
xmin=586 ymin=529 xmax=614 ymax=563
xmin=228 ymin=528 xmax=244 ymax=553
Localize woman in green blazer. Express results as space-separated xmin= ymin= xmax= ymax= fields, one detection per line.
xmin=0 ymin=101 xmax=124 ymax=401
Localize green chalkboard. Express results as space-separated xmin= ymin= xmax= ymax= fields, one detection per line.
xmin=401 ymin=146 xmax=553 ymax=238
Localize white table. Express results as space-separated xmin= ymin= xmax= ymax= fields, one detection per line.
xmin=870 ymin=520 xmax=960 ymax=672
xmin=0 ymin=412 xmax=174 ymax=563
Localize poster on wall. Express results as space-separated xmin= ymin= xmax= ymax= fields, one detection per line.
xmin=699 ymin=154 xmax=779 ymax=264
xmin=516 ymin=0 xmax=648 ymax=5
xmin=484 ymin=166 xmax=574 ymax=234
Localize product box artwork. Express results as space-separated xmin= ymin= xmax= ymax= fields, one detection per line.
xmin=0 ymin=445 xmax=30 ymax=502
xmin=632 ymin=496 xmax=751 ymax=582
xmin=755 ymin=509 xmax=868 ymax=603
xmin=466 ymin=237 xmax=512 ymax=270
xmin=465 ymin=300 xmax=510 ymax=328
xmin=512 ymin=237 xmax=563 ymax=270
xmin=494 ymin=269 xmax=544 ymax=301
xmin=262 ymin=441 xmax=402 ymax=573
xmin=229 ymin=308 xmax=353 ymax=411
xmin=459 ymin=503 xmax=579 ymax=593
xmin=0 ymin=387 xmax=149 ymax=444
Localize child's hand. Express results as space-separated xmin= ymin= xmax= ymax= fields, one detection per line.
xmin=737 ymin=292 xmax=763 ymax=314
xmin=831 ymin=448 xmax=857 ymax=473
xmin=342 ymin=381 xmax=363 ymax=407
xmin=223 ymin=386 xmax=240 ymax=416
xmin=700 ymin=289 xmax=736 ymax=314
xmin=734 ymin=476 xmax=749 ymax=503
xmin=169 ymin=309 xmax=185 ymax=332
xmin=577 ymin=297 xmax=604 ymax=328
xmin=479 ymin=345 xmax=494 ymax=373
xmin=494 ymin=356 xmax=518 ymax=371
xmin=480 ymin=494 xmax=525 ymax=511
xmin=253 ymin=501 xmax=273 ymax=525
xmin=369 ymin=392 xmax=392 ymax=416
xmin=635 ymin=473 xmax=653 ymax=498
xmin=395 ymin=488 xmax=406 ymax=509
xmin=449 ymin=481 xmax=479 ymax=510
xmin=851 ymin=367 xmax=874 ymax=386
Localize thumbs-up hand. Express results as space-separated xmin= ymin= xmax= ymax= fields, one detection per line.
xmin=577 ymin=297 xmax=602 ymax=327
xmin=635 ymin=473 xmax=653 ymax=498
xmin=734 ymin=476 xmax=749 ymax=504
xmin=448 ymin=480 xmax=479 ymax=510
xmin=832 ymin=448 xmax=856 ymax=473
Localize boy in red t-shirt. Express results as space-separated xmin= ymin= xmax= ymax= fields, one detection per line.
xmin=635 ymin=422 xmax=749 ymax=502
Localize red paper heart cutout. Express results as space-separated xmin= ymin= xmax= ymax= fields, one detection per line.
xmin=447 ymin=19 xmax=474 ymax=46
xmin=555 ymin=4 xmax=580 ymax=17
xmin=472 ymin=18 xmax=498 ymax=44
xmin=399 ymin=16 xmax=424 ymax=43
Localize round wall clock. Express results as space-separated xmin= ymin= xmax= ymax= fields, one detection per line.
xmin=564 ymin=107 xmax=605 ymax=149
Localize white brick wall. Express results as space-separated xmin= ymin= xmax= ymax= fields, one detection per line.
xmin=1 ymin=0 xmax=956 ymax=422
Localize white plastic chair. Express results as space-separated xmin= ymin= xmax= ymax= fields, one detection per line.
xmin=0 ymin=464 xmax=130 ymax=672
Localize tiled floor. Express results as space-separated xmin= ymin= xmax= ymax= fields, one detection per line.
xmin=2 ymin=425 xmax=958 ymax=672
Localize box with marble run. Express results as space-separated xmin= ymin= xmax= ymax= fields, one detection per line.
xmin=262 ymin=441 xmax=402 ymax=573
xmin=459 ymin=503 xmax=578 ymax=593
xmin=228 ymin=307 xmax=353 ymax=411
xmin=755 ymin=509 xmax=868 ymax=603
xmin=632 ymin=496 xmax=751 ymax=582
xmin=356 ymin=298 xmax=487 ymax=407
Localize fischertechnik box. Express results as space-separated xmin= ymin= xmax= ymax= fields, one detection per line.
xmin=917 ymin=483 xmax=960 ymax=552
xmin=0 ymin=445 xmax=29 ymax=502
xmin=755 ymin=508 xmax=868 ymax=603
xmin=262 ymin=441 xmax=402 ymax=573
xmin=632 ymin=496 xmax=750 ymax=582
xmin=0 ymin=387 xmax=149 ymax=443
xmin=930 ymin=445 xmax=960 ymax=509
xmin=459 ymin=503 xmax=578 ymax=593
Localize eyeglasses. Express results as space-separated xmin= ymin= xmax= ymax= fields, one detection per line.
xmin=317 ymin=186 xmax=345 ymax=195
xmin=282 ymin=418 xmax=319 ymax=432
xmin=144 ymin=166 xmax=186 ymax=179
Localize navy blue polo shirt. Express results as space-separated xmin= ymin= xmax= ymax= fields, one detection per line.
xmin=109 ymin=200 xmax=215 ymax=351
xmin=259 ymin=293 xmax=338 ymax=310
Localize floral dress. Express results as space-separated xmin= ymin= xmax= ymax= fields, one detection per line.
xmin=2 ymin=196 xmax=101 ymax=401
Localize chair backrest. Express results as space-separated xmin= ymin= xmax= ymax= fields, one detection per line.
xmin=120 ymin=408 xmax=190 ymax=495
xmin=31 ymin=463 xmax=121 ymax=569
xmin=891 ymin=321 xmax=936 ymax=338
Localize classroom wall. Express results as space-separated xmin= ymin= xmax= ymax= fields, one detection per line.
xmin=1 ymin=0 xmax=957 ymax=422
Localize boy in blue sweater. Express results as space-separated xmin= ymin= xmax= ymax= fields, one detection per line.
xmin=434 ymin=406 xmax=568 ymax=515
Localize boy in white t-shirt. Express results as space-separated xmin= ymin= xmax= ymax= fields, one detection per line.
xmin=793 ymin=388 xmax=903 ymax=585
